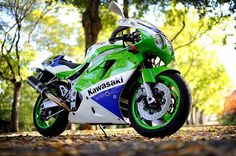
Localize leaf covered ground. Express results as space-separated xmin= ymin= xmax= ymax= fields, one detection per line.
xmin=0 ymin=126 xmax=235 ymax=156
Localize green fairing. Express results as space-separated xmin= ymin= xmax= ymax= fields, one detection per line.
xmin=55 ymin=44 xmax=123 ymax=79
xmin=75 ymin=66 xmax=106 ymax=91
xmin=102 ymin=50 xmax=143 ymax=79
xmin=55 ymin=62 xmax=87 ymax=79
xmin=75 ymin=49 xmax=144 ymax=91
xmin=135 ymin=30 xmax=175 ymax=65
xmin=141 ymin=66 xmax=180 ymax=83
xmin=56 ymin=70 xmax=76 ymax=79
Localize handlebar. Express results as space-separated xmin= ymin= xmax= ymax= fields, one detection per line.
xmin=109 ymin=26 xmax=129 ymax=43
xmin=109 ymin=26 xmax=141 ymax=44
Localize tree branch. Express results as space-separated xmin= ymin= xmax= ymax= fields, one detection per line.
xmin=27 ymin=2 xmax=57 ymax=42
xmin=174 ymin=22 xmax=204 ymax=51
xmin=1 ymin=34 xmax=16 ymax=81
xmin=6 ymin=25 xmax=18 ymax=53
xmin=0 ymin=71 xmax=14 ymax=83
xmin=174 ymin=16 xmax=224 ymax=51
xmin=21 ymin=0 xmax=32 ymax=15
xmin=0 ymin=0 xmax=38 ymax=82
xmin=183 ymin=56 xmax=194 ymax=78
xmin=15 ymin=22 xmax=22 ymax=81
xmin=183 ymin=52 xmax=200 ymax=77
xmin=171 ymin=20 xmax=185 ymax=42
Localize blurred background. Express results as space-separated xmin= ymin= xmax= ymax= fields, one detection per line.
xmin=0 ymin=0 xmax=235 ymax=132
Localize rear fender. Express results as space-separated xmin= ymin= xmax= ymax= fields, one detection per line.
xmin=141 ymin=66 xmax=180 ymax=83
xmin=42 ymin=99 xmax=58 ymax=109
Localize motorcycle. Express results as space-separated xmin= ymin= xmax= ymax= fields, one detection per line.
xmin=27 ymin=1 xmax=191 ymax=138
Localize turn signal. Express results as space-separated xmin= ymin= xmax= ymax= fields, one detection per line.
xmin=128 ymin=45 xmax=138 ymax=54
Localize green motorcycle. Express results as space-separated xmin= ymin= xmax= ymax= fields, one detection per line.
xmin=27 ymin=1 xmax=191 ymax=138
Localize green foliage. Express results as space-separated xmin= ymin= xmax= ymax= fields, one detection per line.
xmin=219 ymin=113 xmax=236 ymax=125
xmin=27 ymin=4 xmax=85 ymax=62
xmin=0 ymin=82 xmax=13 ymax=122
xmin=19 ymin=82 xmax=37 ymax=131
xmin=59 ymin=0 xmax=88 ymax=10
xmin=0 ymin=81 xmax=37 ymax=131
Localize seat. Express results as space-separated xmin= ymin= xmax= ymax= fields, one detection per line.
xmin=59 ymin=60 xmax=80 ymax=69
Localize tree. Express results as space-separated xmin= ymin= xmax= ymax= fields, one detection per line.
xmin=224 ymin=91 xmax=236 ymax=114
xmin=0 ymin=0 xmax=55 ymax=132
xmin=221 ymin=90 xmax=236 ymax=125
xmin=61 ymin=0 xmax=103 ymax=53
xmin=82 ymin=0 xmax=102 ymax=51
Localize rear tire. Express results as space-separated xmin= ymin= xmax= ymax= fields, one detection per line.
xmin=33 ymin=82 xmax=69 ymax=137
xmin=128 ymin=72 xmax=191 ymax=138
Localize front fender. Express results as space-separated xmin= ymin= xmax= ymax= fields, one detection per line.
xmin=141 ymin=66 xmax=180 ymax=83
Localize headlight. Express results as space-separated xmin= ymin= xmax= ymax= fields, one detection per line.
xmin=165 ymin=38 xmax=174 ymax=54
xmin=154 ymin=33 xmax=165 ymax=49
xmin=154 ymin=33 xmax=174 ymax=55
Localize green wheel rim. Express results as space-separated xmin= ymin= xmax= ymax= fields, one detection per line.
xmin=35 ymin=96 xmax=58 ymax=129
xmin=131 ymin=75 xmax=181 ymax=130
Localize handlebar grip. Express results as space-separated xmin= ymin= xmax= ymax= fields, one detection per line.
xmin=109 ymin=26 xmax=129 ymax=43
xmin=109 ymin=36 xmax=123 ymax=43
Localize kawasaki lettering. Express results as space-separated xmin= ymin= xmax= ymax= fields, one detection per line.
xmin=88 ymin=77 xmax=123 ymax=96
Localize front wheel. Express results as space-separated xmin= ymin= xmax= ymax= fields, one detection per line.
xmin=128 ymin=72 xmax=191 ymax=138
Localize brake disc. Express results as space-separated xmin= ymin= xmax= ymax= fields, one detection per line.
xmin=136 ymin=83 xmax=172 ymax=120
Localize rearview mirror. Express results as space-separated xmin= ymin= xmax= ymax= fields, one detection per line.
xmin=108 ymin=1 xmax=125 ymax=19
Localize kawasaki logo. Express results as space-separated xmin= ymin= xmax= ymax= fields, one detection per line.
xmin=88 ymin=77 xmax=124 ymax=96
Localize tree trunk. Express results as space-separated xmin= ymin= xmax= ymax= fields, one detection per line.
xmin=123 ymin=0 xmax=129 ymax=18
xmin=11 ymin=81 xmax=22 ymax=132
xmin=82 ymin=0 xmax=102 ymax=53
xmin=195 ymin=107 xmax=199 ymax=125
xmin=186 ymin=105 xmax=194 ymax=125
xmin=199 ymin=110 xmax=204 ymax=124
xmin=191 ymin=106 xmax=196 ymax=125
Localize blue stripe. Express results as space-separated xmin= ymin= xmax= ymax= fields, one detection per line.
xmin=91 ymin=85 xmax=124 ymax=120
xmin=50 ymin=55 xmax=64 ymax=67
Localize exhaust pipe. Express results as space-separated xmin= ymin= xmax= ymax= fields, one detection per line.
xmin=27 ymin=76 xmax=71 ymax=112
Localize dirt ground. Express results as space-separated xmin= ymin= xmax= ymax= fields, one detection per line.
xmin=0 ymin=126 xmax=235 ymax=156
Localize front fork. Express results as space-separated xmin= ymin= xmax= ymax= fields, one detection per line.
xmin=141 ymin=80 xmax=156 ymax=104
xmin=141 ymin=63 xmax=156 ymax=104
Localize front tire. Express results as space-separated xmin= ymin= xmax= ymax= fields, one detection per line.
xmin=128 ymin=72 xmax=191 ymax=138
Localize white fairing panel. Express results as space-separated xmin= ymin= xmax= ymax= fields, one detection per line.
xmin=117 ymin=18 xmax=157 ymax=37
xmin=85 ymin=41 xmax=123 ymax=60
xmin=69 ymin=98 xmax=125 ymax=124
xmin=45 ymin=65 xmax=72 ymax=75
xmin=68 ymin=69 xmax=135 ymax=124
xmin=43 ymin=55 xmax=76 ymax=75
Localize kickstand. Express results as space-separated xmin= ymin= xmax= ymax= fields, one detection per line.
xmin=98 ymin=125 xmax=110 ymax=140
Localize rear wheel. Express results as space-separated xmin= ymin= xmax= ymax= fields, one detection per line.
xmin=128 ymin=72 xmax=191 ymax=138
xmin=33 ymin=83 xmax=69 ymax=137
